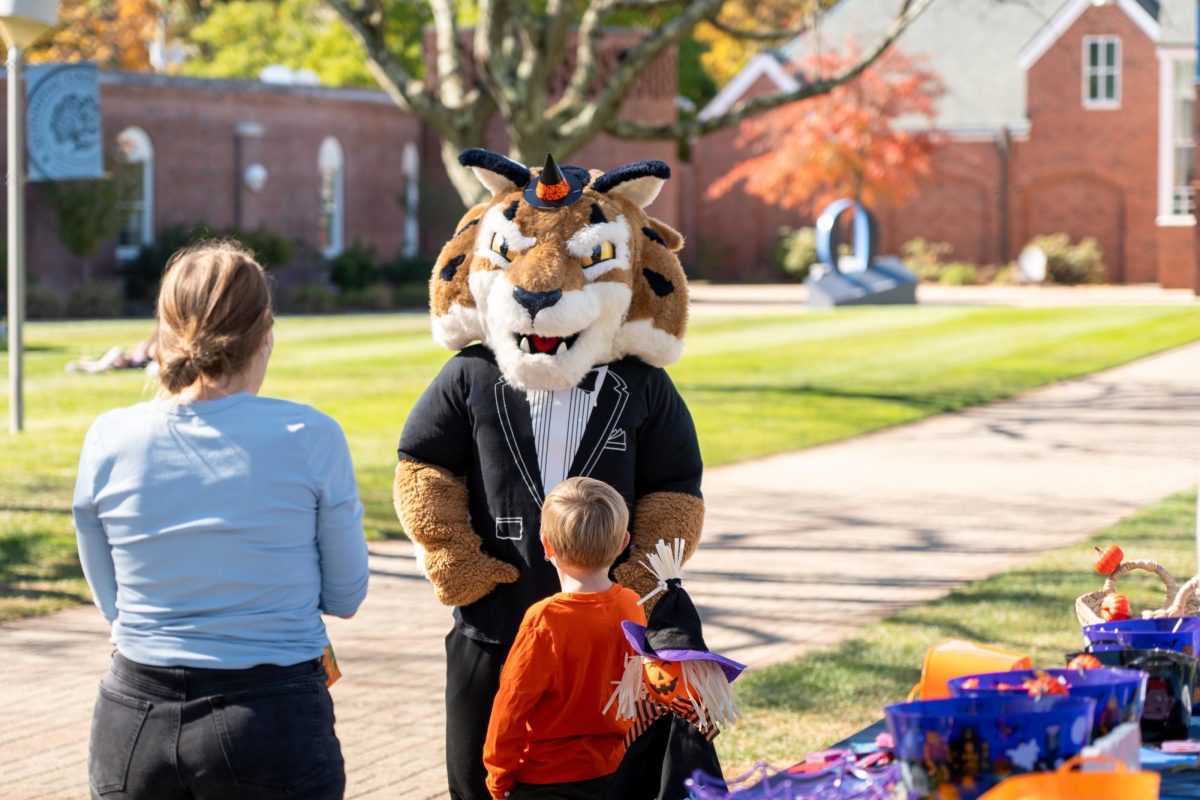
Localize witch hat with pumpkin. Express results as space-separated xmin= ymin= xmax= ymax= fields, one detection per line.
xmin=603 ymin=540 xmax=745 ymax=800
xmin=523 ymin=152 xmax=588 ymax=209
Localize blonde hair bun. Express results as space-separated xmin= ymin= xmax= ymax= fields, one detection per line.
xmin=155 ymin=241 xmax=272 ymax=395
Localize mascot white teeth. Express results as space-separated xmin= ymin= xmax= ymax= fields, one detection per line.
xmin=395 ymin=148 xmax=704 ymax=800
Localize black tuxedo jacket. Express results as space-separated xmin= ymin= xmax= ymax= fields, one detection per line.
xmin=397 ymin=344 xmax=703 ymax=645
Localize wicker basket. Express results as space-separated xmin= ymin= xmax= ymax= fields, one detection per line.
xmin=1074 ymin=559 xmax=1198 ymax=626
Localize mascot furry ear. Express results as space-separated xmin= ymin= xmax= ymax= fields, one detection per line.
xmin=428 ymin=148 xmax=689 ymax=392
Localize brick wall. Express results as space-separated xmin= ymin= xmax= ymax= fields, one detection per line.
xmin=1010 ymin=5 xmax=1159 ymax=283
xmin=690 ymin=4 xmax=1168 ymax=283
xmin=3 ymin=75 xmax=422 ymax=290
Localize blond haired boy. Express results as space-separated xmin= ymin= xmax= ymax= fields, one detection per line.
xmin=483 ymin=477 xmax=647 ymax=799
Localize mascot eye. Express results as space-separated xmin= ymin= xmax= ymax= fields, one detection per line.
xmin=581 ymin=241 xmax=615 ymax=267
xmin=490 ymin=232 xmax=510 ymax=262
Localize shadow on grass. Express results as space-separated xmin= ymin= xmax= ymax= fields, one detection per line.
xmin=0 ymin=534 xmax=83 ymax=585
xmin=685 ymin=383 xmax=981 ymax=414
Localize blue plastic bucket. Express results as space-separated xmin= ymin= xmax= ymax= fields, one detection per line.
xmin=947 ymin=668 xmax=1146 ymax=740
xmin=884 ymin=695 xmax=1096 ymax=800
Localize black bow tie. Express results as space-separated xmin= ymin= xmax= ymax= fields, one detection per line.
xmin=577 ymin=369 xmax=601 ymax=393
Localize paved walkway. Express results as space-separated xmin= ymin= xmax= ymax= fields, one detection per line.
xmin=5 ymin=343 xmax=1200 ymax=798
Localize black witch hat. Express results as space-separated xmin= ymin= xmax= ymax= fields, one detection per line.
xmin=619 ymin=541 xmax=746 ymax=683
xmin=524 ymin=153 xmax=589 ymax=209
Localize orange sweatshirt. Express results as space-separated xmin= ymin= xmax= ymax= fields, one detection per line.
xmin=483 ymin=583 xmax=646 ymax=797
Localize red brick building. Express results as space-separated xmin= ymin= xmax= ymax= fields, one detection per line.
xmin=11 ymin=3 xmax=1200 ymax=294
xmin=8 ymin=38 xmax=680 ymax=296
xmin=692 ymin=0 xmax=1199 ymax=287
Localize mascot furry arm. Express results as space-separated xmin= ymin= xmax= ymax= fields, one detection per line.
xmin=396 ymin=148 xmax=703 ymax=612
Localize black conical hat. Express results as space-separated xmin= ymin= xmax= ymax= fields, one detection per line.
xmin=539 ymin=153 xmax=565 ymax=187
xmin=620 ymin=580 xmax=746 ymax=683
xmin=523 ymin=152 xmax=588 ymax=209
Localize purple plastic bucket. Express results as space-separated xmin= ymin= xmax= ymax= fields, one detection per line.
xmin=947 ymin=668 xmax=1147 ymax=739
xmin=884 ymin=695 xmax=1096 ymax=800
xmin=1082 ymin=617 xmax=1200 ymax=656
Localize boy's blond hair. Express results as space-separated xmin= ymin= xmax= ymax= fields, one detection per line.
xmin=541 ymin=477 xmax=629 ymax=570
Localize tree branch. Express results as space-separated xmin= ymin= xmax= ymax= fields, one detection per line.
xmin=707 ymin=13 xmax=814 ymax=42
xmin=547 ymin=0 xmax=611 ymax=122
xmin=556 ymin=0 xmax=726 ymax=154
xmin=428 ymin=0 xmax=467 ymax=108
xmin=606 ymin=0 xmax=935 ymax=140
xmin=324 ymin=0 xmax=450 ymax=133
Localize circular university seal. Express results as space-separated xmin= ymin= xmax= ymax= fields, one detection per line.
xmin=27 ymin=64 xmax=102 ymax=180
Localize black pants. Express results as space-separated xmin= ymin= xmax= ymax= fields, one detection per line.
xmin=511 ymin=775 xmax=613 ymax=799
xmin=88 ymin=652 xmax=345 ymax=800
xmin=445 ymin=628 xmax=510 ymax=800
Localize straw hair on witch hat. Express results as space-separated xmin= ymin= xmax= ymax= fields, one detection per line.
xmin=605 ymin=539 xmax=744 ymax=731
xmin=524 ymin=153 xmax=588 ymax=209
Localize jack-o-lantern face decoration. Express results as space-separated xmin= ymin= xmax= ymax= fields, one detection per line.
xmin=643 ymin=658 xmax=688 ymax=705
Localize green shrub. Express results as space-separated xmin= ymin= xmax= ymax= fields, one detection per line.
xmin=128 ymin=223 xmax=294 ymax=302
xmin=393 ymin=281 xmax=430 ymax=308
xmin=938 ymin=263 xmax=978 ymax=286
xmin=282 ymin=282 xmax=337 ymax=314
xmin=991 ymin=265 xmax=1018 ymax=285
xmin=774 ymin=227 xmax=819 ymax=281
xmin=901 ymin=238 xmax=954 ymax=282
xmin=340 ymin=282 xmax=394 ymax=311
xmin=66 ymin=281 xmax=125 ymax=318
xmin=1026 ymin=233 xmax=1105 ymax=285
xmin=230 ymin=225 xmax=293 ymax=271
xmin=329 ymin=242 xmax=378 ymax=292
xmin=380 ymin=253 xmax=434 ymax=286
xmin=128 ymin=224 xmax=196 ymax=302
xmin=26 ymin=285 xmax=65 ymax=319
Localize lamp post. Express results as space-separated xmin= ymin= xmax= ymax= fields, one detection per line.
xmin=0 ymin=0 xmax=57 ymax=433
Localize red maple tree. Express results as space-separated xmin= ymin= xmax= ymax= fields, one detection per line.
xmin=707 ymin=43 xmax=945 ymax=215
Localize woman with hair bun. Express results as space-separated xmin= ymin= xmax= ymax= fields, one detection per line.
xmin=72 ymin=241 xmax=368 ymax=800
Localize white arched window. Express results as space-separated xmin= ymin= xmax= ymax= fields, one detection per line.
xmin=116 ymin=127 xmax=154 ymax=261
xmin=402 ymin=142 xmax=419 ymax=258
xmin=318 ymin=137 xmax=345 ymax=258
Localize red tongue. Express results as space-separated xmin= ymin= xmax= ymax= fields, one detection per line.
xmin=530 ymin=336 xmax=560 ymax=353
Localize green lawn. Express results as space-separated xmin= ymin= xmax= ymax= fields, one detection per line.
xmin=1 ymin=304 xmax=1198 ymax=620
xmin=717 ymin=491 xmax=1200 ymax=774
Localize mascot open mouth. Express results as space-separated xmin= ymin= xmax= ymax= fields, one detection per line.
xmin=513 ymin=332 xmax=582 ymax=355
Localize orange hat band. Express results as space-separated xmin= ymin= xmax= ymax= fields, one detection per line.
xmin=536 ymin=180 xmax=570 ymax=202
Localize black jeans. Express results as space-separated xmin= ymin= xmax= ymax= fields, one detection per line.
xmin=511 ymin=775 xmax=612 ymax=800
xmin=445 ymin=628 xmax=510 ymax=800
xmin=88 ymin=652 xmax=345 ymax=799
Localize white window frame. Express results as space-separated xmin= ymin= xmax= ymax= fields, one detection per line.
xmin=115 ymin=126 xmax=155 ymax=262
xmin=318 ymin=136 xmax=345 ymax=259
xmin=1082 ymin=35 xmax=1122 ymax=110
xmin=401 ymin=142 xmax=419 ymax=258
xmin=1157 ymin=48 xmax=1197 ymax=226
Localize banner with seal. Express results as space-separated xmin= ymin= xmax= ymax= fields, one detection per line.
xmin=27 ymin=62 xmax=103 ymax=182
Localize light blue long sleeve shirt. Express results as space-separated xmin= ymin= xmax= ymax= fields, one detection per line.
xmin=72 ymin=393 xmax=369 ymax=668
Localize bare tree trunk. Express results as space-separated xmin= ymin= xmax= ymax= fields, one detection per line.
xmin=439 ymin=139 xmax=489 ymax=208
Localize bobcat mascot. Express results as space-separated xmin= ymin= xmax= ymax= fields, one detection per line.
xmin=395 ymin=148 xmax=704 ymax=800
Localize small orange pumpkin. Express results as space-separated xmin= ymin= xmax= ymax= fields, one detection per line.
xmin=1021 ymin=671 xmax=1069 ymax=698
xmin=1093 ymin=545 xmax=1123 ymax=575
xmin=1067 ymin=654 xmax=1102 ymax=670
xmin=1101 ymin=593 xmax=1131 ymax=621
xmin=642 ymin=659 xmax=690 ymax=705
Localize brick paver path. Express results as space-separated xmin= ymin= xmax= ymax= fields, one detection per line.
xmin=5 ymin=342 xmax=1200 ymax=798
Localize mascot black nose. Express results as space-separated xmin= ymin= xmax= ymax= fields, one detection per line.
xmin=513 ymin=287 xmax=562 ymax=319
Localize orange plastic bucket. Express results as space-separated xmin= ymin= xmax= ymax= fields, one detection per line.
xmin=908 ymin=639 xmax=1032 ymax=701
xmin=978 ymin=755 xmax=1160 ymax=799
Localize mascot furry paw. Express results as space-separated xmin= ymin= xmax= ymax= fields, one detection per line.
xmin=395 ymin=148 xmax=704 ymax=800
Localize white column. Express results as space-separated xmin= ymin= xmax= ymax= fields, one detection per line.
xmin=1157 ymin=52 xmax=1175 ymax=221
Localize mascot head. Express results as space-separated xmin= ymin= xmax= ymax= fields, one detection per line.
xmin=428 ymin=148 xmax=689 ymax=391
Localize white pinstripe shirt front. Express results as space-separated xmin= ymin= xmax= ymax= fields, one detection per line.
xmin=525 ymin=366 xmax=609 ymax=494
